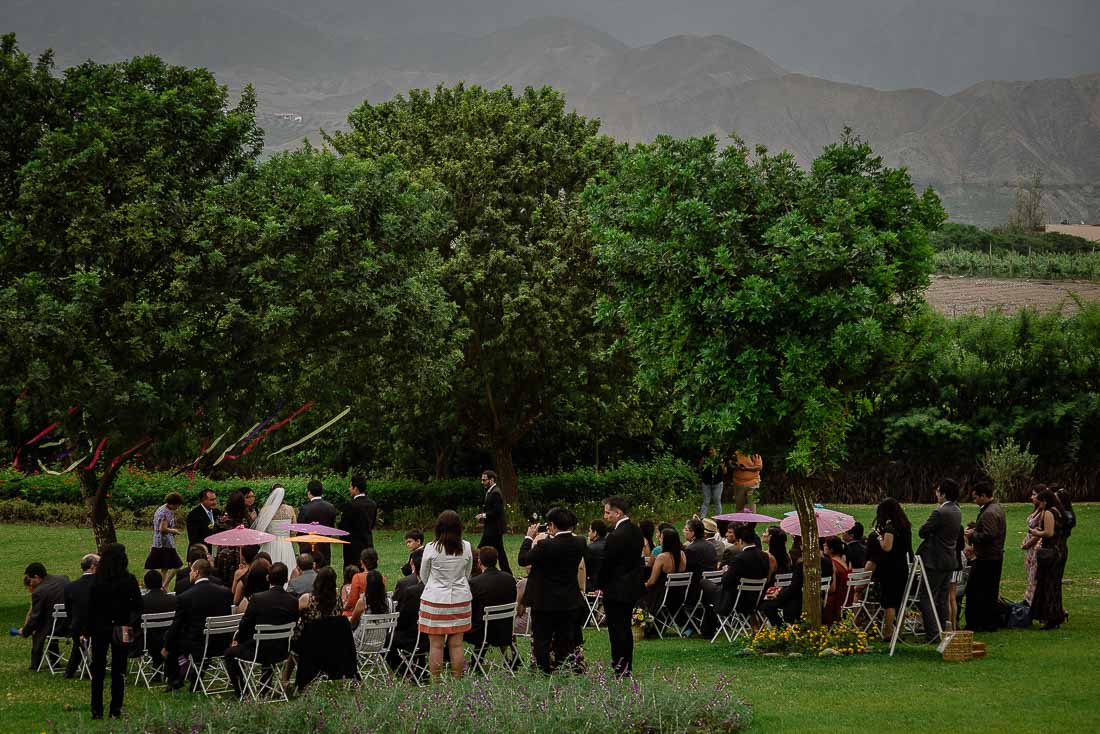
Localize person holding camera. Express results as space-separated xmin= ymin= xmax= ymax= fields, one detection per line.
xmin=517 ymin=507 xmax=587 ymax=673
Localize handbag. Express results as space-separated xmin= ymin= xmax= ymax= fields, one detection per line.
xmin=112 ymin=624 xmax=133 ymax=646
xmin=1035 ymin=546 xmax=1057 ymax=569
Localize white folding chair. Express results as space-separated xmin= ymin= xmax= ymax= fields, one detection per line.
xmin=237 ymin=622 xmax=295 ymax=702
xmin=686 ymin=570 xmax=724 ymax=634
xmin=189 ymin=613 xmax=242 ymax=695
xmin=711 ymin=578 xmax=767 ymax=643
xmin=773 ymin=572 xmax=794 ymax=589
xmin=841 ymin=571 xmax=873 ymax=628
xmin=394 ymin=629 xmax=428 ymax=687
xmin=583 ymin=590 xmax=604 ymax=630
xmin=467 ymin=602 xmax=524 ymax=677
xmin=132 ymin=611 xmax=175 ymax=688
xmin=651 ymin=572 xmax=693 ymax=639
xmin=355 ymin=611 xmax=399 ymax=681
xmin=36 ymin=604 xmax=70 ymax=674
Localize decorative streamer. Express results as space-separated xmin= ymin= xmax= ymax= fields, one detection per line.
xmin=84 ymin=438 xmax=107 ymax=470
xmin=265 ymin=406 xmax=352 ymax=458
xmin=169 ymin=427 xmax=232 ymax=477
xmin=107 ymin=437 xmax=151 ymax=472
xmin=11 ymin=406 xmax=79 ymax=469
xmin=38 ymin=438 xmax=67 ymax=449
xmin=213 ymin=422 xmax=260 ymax=467
xmin=37 ymin=454 xmax=90 ymax=476
xmin=227 ymin=402 xmax=314 ymax=460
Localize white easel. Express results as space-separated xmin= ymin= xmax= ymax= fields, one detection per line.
xmin=889 ymin=555 xmax=943 ymax=656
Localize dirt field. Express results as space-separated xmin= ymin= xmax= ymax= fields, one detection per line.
xmin=1045 ymin=224 xmax=1100 ymax=242
xmin=925 ymin=274 xmax=1100 ymax=315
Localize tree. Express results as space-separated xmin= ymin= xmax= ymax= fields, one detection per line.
xmin=588 ymin=132 xmax=944 ymax=625
xmin=328 ymin=84 xmax=621 ymax=501
xmin=1008 ymin=170 xmax=1045 ymax=233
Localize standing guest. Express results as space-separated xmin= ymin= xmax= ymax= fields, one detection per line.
xmin=186 ymin=489 xmax=221 ymax=552
xmin=518 ymin=507 xmax=587 ymax=673
xmin=865 ymin=498 xmax=913 ymax=641
xmin=1055 ymin=488 xmax=1076 ymax=621
xmin=225 ymin=562 xmax=299 ymax=696
xmin=585 ymin=520 xmax=609 ymax=589
xmin=822 ymin=537 xmax=850 ymax=626
xmin=163 ymin=559 xmax=233 ymax=691
xmin=464 ymin=547 xmax=517 ymax=649
xmin=767 ymin=529 xmax=792 ymax=578
xmin=916 ymin=480 xmax=963 ymax=642
xmin=84 ymin=543 xmax=142 ymax=720
xmin=419 ymin=510 xmax=474 ymax=681
xmin=19 ymin=563 xmax=69 ymax=671
xmin=62 ymin=554 xmax=99 ymax=678
xmin=598 ymin=496 xmax=644 ymax=677
xmin=287 ymin=554 xmax=318 ymax=597
xmin=1021 ymin=487 xmax=1043 ymax=604
xmin=732 ymin=451 xmax=763 ymax=512
xmin=476 ymin=470 xmax=512 ymax=574
xmin=401 ymin=531 xmax=425 ymax=576
xmin=297 ymin=480 xmax=338 ymax=563
xmin=698 ymin=448 xmax=726 ymax=518
xmin=340 ymin=473 xmax=378 ymax=569
xmin=242 ymin=487 xmax=259 ymax=525
xmin=844 ymin=523 xmax=867 ymax=571
xmin=1029 ymin=490 xmax=1067 ymax=629
xmin=214 ymin=490 xmax=250 ymax=584
xmin=173 ymin=545 xmax=219 ymax=595
xmin=145 ymin=493 xmax=184 ymax=587
xmin=644 ymin=528 xmax=688 ymax=614
xmin=963 ymin=481 xmax=1006 ymax=632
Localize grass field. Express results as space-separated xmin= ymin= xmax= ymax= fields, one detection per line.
xmin=1 ymin=503 xmax=1095 ymax=733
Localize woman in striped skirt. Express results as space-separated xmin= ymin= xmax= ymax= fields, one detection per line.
xmin=418 ymin=510 xmax=474 ymax=680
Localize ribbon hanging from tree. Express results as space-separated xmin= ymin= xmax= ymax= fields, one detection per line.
xmin=224 ymin=402 xmax=314 ymax=461
xmin=213 ymin=422 xmax=260 ymax=467
xmin=11 ymin=406 xmax=80 ymax=470
xmin=107 ymin=437 xmax=151 ymax=472
xmin=169 ymin=427 xmax=233 ymax=477
xmin=84 ymin=438 xmax=107 ymax=470
xmin=265 ymin=406 xmax=352 ymax=458
xmin=38 ymin=454 xmax=91 ymax=476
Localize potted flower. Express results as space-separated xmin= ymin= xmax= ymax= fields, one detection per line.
xmin=631 ymin=607 xmax=652 ymax=642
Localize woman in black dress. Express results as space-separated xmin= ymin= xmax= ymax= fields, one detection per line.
xmin=84 ymin=543 xmax=143 ymax=719
xmin=866 ymin=498 xmax=913 ymax=641
xmin=1029 ymin=489 xmax=1067 ymax=629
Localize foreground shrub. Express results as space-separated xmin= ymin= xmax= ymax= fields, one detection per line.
xmin=749 ymin=615 xmax=873 ymax=657
xmin=57 ymin=668 xmax=751 ymax=734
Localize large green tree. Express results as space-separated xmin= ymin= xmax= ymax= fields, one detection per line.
xmin=589 ymin=132 xmax=944 ymax=625
xmin=328 ymin=84 xmax=622 ymax=500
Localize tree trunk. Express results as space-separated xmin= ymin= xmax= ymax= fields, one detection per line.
xmin=790 ymin=481 xmax=822 ymax=628
xmin=434 ymin=446 xmax=448 ymax=481
xmin=78 ymin=467 xmax=118 ymax=552
xmin=493 ymin=444 xmax=519 ymax=504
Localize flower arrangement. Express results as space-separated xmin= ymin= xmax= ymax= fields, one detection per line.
xmin=749 ymin=613 xmax=873 ymax=657
xmin=632 ymin=607 xmax=654 ymax=628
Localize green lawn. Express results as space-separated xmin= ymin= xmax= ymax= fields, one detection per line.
xmin=1 ymin=503 xmax=1095 ymax=733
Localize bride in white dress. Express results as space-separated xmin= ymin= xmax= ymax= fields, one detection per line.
xmin=253 ymin=485 xmax=298 ymax=571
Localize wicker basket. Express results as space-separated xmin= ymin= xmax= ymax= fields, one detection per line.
xmin=942 ymin=631 xmax=974 ymax=662
xmin=631 ymin=625 xmax=645 ymax=642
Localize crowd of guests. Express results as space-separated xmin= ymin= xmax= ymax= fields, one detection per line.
xmin=16 ymin=477 xmax=1078 ymax=718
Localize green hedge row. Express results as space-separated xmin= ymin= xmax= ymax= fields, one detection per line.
xmin=0 ymin=457 xmax=697 ymax=517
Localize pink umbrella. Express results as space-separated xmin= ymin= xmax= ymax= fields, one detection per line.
xmin=206 ymin=525 xmax=276 ymax=547
xmin=714 ymin=512 xmax=781 ymax=523
xmin=779 ymin=508 xmax=856 ymax=538
xmin=287 ymin=522 xmax=349 ymax=537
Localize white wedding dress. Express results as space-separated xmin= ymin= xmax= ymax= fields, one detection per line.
xmin=253 ymin=486 xmax=298 ymax=570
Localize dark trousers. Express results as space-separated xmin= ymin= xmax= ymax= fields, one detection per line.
xmin=28 ymin=628 xmax=60 ymax=671
xmin=224 ymin=643 xmax=251 ymax=695
xmin=531 ymin=609 xmax=579 ymax=673
xmin=65 ymin=635 xmax=83 ymax=677
xmin=918 ymin=568 xmax=951 ymax=641
xmin=90 ymin=635 xmax=128 ymax=717
xmin=602 ymin=600 xmax=634 ymax=676
xmin=965 ymin=557 xmax=1003 ymax=631
xmin=477 ymin=533 xmax=511 ymax=574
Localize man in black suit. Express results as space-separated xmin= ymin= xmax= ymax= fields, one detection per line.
xmin=400 ymin=531 xmax=424 ymax=577
xmin=186 ymin=489 xmax=221 ymax=552
xmin=465 ymin=547 xmax=517 ymax=648
xmin=297 ymin=479 xmax=338 ymax=563
xmin=163 ymin=559 xmax=233 ymax=690
xmin=224 ymin=563 xmax=299 ymax=696
xmin=597 ymin=496 xmax=643 ymax=676
xmin=173 ymin=544 xmax=223 ymax=595
xmin=683 ymin=518 xmax=718 ymax=610
xmin=761 ymin=554 xmax=833 ymax=627
xmin=20 ymin=562 xmax=69 ymax=671
xmin=388 ymin=551 xmax=426 ymax=671
xmin=134 ymin=570 xmax=177 ymax=666
xmin=917 ymin=478 xmax=964 ymax=642
xmin=62 ymin=553 xmax=99 ymax=677
xmin=339 ymin=473 xmax=377 ymax=569
xmin=517 ymin=507 xmax=587 ymax=673
xmin=477 ymin=470 xmax=511 ymax=574
xmin=716 ymin=525 xmax=770 ymax=616
xmin=585 ymin=520 xmax=609 ymax=590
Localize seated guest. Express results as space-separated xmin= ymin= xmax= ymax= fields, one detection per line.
xmin=343 ymin=548 xmax=385 ymax=618
xmin=173 ymin=545 xmax=219 ymax=595
xmin=766 ymin=528 xmax=792 ymax=579
xmin=715 ymin=525 xmax=770 ymax=616
xmin=349 ymin=567 xmax=389 ymax=645
xmin=703 ymin=518 xmax=727 ymax=559
xmin=644 ymin=528 xmax=688 ymax=614
xmin=684 ymin=518 xmax=718 ymax=574
xmin=287 ymin=554 xmax=317 ymax=597
xmin=132 ymin=570 xmax=177 ymax=662
xmin=63 ymin=554 xmax=99 ymax=677
xmin=163 ymin=559 xmax=233 ymax=690
xmin=236 ymin=566 xmax=271 ymax=614
xmin=293 ymin=567 xmax=344 ymax=647
xmin=20 ymin=562 xmax=69 ymax=671
xmin=232 ymin=551 xmax=269 ymax=607
xmin=394 ymin=548 xmax=424 ymax=598
xmin=585 ymin=520 xmax=609 ymax=589
xmin=514 ymin=576 xmax=530 ymax=637
xmin=760 ymin=553 xmax=832 ymax=628
xmin=651 ymin=522 xmax=676 ymax=556
xmin=822 ymin=537 xmax=851 ymax=626
xmin=401 ymin=531 xmax=425 ymax=576
xmin=225 ymin=563 xmax=299 ymax=696
xmin=388 ymin=551 xmax=426 ymax=671
xmin=464 ymin=547 xmax=517 ymax=648
xmin=845 ymin=523 xmax=867 ymax=571
xmin=341 ymin=565 xmax=358 ymax=608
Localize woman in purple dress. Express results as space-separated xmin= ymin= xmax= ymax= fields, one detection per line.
xmin=144 ymin=492 xmax=184 ymax=587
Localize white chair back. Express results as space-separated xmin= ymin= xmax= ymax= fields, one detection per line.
xmin=774 ymin=572 xmax=794 ymax=588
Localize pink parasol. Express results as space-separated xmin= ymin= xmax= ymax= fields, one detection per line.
xmin=779 ymin=508 xmax=856 ymax=538
xmin=206 ymin=525 xmax=276 ymax=547
xmin=714 ymin=512 xmax=781 ymax=523
xmin=287 ymin=522 xmax=349 ymax=537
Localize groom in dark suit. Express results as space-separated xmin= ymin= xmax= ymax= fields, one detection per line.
xmin=339 ymin=474 xmax=377 ymax=569
xmin=477 ymin=470 xmax=511 ymax=574
xmin=297 ymin=479 xmax=337 ymax=563
xmin=597 ymin=496 xmax=643 ymax=676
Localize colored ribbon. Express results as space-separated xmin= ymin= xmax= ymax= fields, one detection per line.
xmin=227 ymin=402 xmax=314 ymax=460
xmin=108 ymin=438 xmax=151 ymax=472
xmin=213 ymin=422 xmax=260 ymax=467
xmin=84 ymin=438 xmax=107 ymax=470
xmin=38 ymin=454 xmax=90 ymax=476
xmin=266 ymin=406 xmax=351 ymax=458
xmin=11 ymin=406 xmax=79 ymax=469
xmin=170 ymin=427 xmax=232 ymax=477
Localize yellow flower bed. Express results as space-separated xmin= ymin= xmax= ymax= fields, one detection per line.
xmin=749 ymin=613 xmax=874 ymax=656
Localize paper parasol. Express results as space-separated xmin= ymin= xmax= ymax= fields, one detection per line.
xmin=714 ymin=511 xmax=781 ymax=523
xmin=287 ymin=522 xmax=349 ymax=537
xmin=779 ymin=509 xmax=855 ymax=538
xmin=283 ymin=533 xmax=349 ymax=545
xmin=206 ymin=525 xmax=276 ymax=547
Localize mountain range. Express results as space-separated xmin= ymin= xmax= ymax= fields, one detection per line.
xmin=5 ymin=4 xmax=1099 ymax=225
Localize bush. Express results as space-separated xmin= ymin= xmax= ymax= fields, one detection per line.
xmin=749 ymin=614 xmax=873 ymax=656
xmin=980 ymin=439 xmax=1038 ymax=501
xmin=931 ymin=222 xmax=1096 ymax=255
xmin=65 ymin=667 xmax=751 ymax=734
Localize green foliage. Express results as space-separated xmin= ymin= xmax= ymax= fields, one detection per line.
xmin=980 ymin=438 xmax=1038 ymax=501
xmin=931 ymin=222 xmax=1095 ymax=255
xmin=934 ymin=248 xmax=1100 ymax=280
xmin=749 ymin=613 xmax=873 ymax=656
